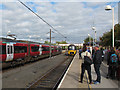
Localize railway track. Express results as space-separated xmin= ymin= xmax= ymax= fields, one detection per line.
xmin=2 ymin=54 xmax=59 ymax=73
xmin=27 ymin=56 xmax=74 ymax=89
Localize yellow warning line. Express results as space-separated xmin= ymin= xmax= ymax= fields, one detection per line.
xmin=85 ymin=71 xmax=92 ymax=90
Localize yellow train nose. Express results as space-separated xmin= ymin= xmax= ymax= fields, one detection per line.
xmin=68 ymin=50 xmax=76 ymax=56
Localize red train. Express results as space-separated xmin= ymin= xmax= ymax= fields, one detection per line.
xmin=0 ymin=38 xmax=62 ymax=68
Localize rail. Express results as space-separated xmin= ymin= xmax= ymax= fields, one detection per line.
xmin=27 ymin=56 xmax=73 ymax=89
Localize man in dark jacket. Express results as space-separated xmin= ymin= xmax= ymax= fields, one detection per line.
xmin=93 ymin=46 xmax=103 ymax=84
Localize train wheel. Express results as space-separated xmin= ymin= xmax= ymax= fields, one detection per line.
xmin=20 ymin=59 xmax=25 ymax=66
xmin=11 ymin=61 xmax=16 ymax=68
xmin=21 ymin=60 xmax=25 ymax=66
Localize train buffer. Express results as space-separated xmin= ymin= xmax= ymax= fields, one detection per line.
xmin=57 ymin=52 xmax=119 ymax=89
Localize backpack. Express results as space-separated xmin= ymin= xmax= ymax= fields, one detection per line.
xmin=110 ymin=54 xmax=118 ymax=63
xmin=84 ymin=52 xmax=93 ymax=65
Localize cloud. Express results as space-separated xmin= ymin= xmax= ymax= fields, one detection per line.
xmin=1 ymin=0 xmax=120 ymax=2
xmin=1 ymin=2 xmax=118 ymax=43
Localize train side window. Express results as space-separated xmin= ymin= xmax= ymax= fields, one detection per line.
xmin=55 ymin=48 xmax=57 ymax=50
xmin=0 ymin=45 xmax=1 ymax=54
xmin=14 ymin=46 xmax=19 ymax=53
xmin=42 ymin=47 xmax=49 ymax=51
xmin=14 ymin=46 xmax=27 ymax=53
xmin=31 ymin=46 xmax=39 ymax=52
xmin=52 ymin=47 xmax=53 ymax=50
xmin=23 ymin=46 xmax=27 ymax=53
xmin=47 ymin=47 xmax=50 ymax=51
xmin=0 ymin=45 xmax=6 ymax=54
xmin=42 ymin=47 xmax=46 ymax=51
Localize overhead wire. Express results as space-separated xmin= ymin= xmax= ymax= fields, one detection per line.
xmin=18 ymin=0 xmax=68 ymax=40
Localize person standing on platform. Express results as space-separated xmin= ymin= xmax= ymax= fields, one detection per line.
xmin=116 ymin=47 xmax=120 ymax=79
xmin=100 ymin=47 xmax=104 ymax=61
xmin=116 ymin=47 xmax=120 ymax=61
xmin=80 ymin=45 xmax=93 ymax=84
xmin=106 ymin=47 xmax=115 ymax=79
xmin=87 ymin=47 xmax=91 ymax=54
xmin=93 ymin=46 xmax=102 ymax=84
xmin=79 ymin=47 xmax=82 ymax=59
xmin=106 ymin=47 xmax=118 ymax=79
xmin=92 ymin=47 xmax=95 ymax=59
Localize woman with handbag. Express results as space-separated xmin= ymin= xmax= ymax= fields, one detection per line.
xmin=80 ymin=46 xmax=93 ymax=84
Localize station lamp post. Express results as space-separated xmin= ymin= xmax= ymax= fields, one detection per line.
xmin=105 ymin=5 xmax=114 ymax=47
xmin=92 ymin=26 xmax=96 ymax=46
xmin=88 ymin=34 xmax=91 ymax=46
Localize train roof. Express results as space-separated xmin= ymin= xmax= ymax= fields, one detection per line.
xmin=0 ymin=37 xmax=42 ymax=44
xmin=0 ymin=38 xmax=59 ymax=47
xmin=0 ymin=37 xmax=17 ymax=42
xmin=68 ymin=44 xmax=76 ymax=46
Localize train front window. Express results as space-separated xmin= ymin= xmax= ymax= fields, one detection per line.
xmin=72 ymin=46 xmax=75 ymax=50
xmin=68 ymin=46 xmax=75 ymax=50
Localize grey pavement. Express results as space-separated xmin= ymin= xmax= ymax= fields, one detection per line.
xmin=91 ymin=63 xmax=119 ymax=88
xmin=58 ymin=52 xmax=119 ymax=89
xmin=58 ymin=53 xmax=89 ymax=89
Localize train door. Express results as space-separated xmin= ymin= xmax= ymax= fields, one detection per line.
xmin=6 ymin=43 xmax=14 ymax=61
xmin=39 ymin=45 xmax=42 ymax=55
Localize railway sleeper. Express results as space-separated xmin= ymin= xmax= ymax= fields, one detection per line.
xmin=28 ymin=56 xmax=73 ymax=89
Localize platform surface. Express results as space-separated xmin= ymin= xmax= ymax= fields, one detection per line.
xmin=58 ymin=53 xmax=89 ymax=89
xmin=58 ymin=52 xmax=119 ymax=89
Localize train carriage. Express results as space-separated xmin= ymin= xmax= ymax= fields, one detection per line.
xmin=0 ymin=41 xmax=6 ymax=62
xmin=0 ymin=41 xmax=28 ymax=62
xmin=0 ymin=37 xmax=62 ymax=68
xmin=0 ymin=39 xmax=29 ymax=68
xmin=42 ymin=45 xmax=50 ymax=55
xmin=30 ymin=44 xmax=40 ymax=57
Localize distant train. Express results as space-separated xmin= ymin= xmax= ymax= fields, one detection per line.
xmin=68 ymin=44 xmax=77 ymax=56
xmin=0 ymin=38 xmax=62 ymax=68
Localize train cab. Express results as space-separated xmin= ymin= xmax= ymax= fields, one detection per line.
xmin=68 ymin=44 xmax=77 ymax=56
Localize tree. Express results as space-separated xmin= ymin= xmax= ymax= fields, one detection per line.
xmin=115 ymin=24 xmax=120 ymax=47
xmin=84 ymin=36 xmax=93 ymax=44
xmin=56 ymin=41 xmax=68 ymax=44
xmin=44 ymin=40 xmax=68 ymax=45
xmin=99 ymin=24 xmax=120 ymax=47
xmin=99 ymin=30 xmax=112 ymax=46
xmin=44 ymin=41 xmax=50 ymax=44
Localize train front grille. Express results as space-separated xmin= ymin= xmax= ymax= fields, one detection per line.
xmin=70 ymin=52 xmax=74 ymax=55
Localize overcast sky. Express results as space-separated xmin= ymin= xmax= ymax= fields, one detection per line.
xmin=0 ymin=1 xmax=119 ymax=44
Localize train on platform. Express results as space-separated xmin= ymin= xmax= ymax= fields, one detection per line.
xmin=0 ymin=38 xmax=62 ymax=69
xmin=68 ymin=44 xmax=77 ymax=56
